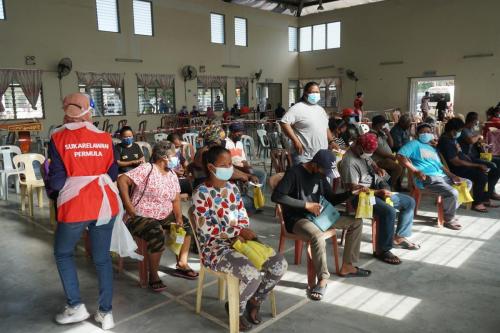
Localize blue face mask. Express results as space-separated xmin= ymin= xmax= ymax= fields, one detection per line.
xmin=122 ymin=137 xmax=133 ymax=146
xmin=455 ymin=131 xmax=462 ymax=139
xmin=167 ymin=156 xmax=179 ymax=170
xmin=418 ymin=133 xmax=434 ymax=144
xmin=349 ymin=117 xmax=357 ymax=124
xmin=213 ymin=166 xmax=234 ymax=181
xmin=307 ymin=93 xmax=321 ymax=105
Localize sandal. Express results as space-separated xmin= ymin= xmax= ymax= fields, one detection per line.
xmin=171 ymin=266 xmax=199 ymax=280
xmin=443 ymin=222 xmax=462 ymax=230
xmin=225 ymin=302 xmax=253 ymax=332
xmin=484 ymin=201 xmax=500 ymax=208
xmin=149 ymin=280 xmax=167 ymax=292
xmin=246 ymin=300 xmax=262 ymax=325
xmin=339 ymin=266 xmax=371 ymax=278
xmin=374 ymin=251 xmax=402 ymax=265
xmin=309 ymin=283 xmax=327 ymax=301
xmin=472 ymin=205 xmax=488 ymax=213
xmin=394 ymin=239 xmax=421 ymax=250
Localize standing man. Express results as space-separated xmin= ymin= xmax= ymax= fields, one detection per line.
xmin=214 ymin=95 xmax=224 ymax=112
xmin=420 ymin=91 xmax=431 ymax=120
xmin=280 ymin=81 xmax=333 ymax=165
xmin=353 ymin=91 xmax=364 ymax=122
xmin=49 ymin=93 xmax=120 ymax=330
xmin=436 ymin=95 xmax=448 ymax=122
xmin=274 ymin=102 xmax=286 ymax=119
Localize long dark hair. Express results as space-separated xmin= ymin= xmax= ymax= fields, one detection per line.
xmin=300 ymin=81 xmax=320 ymax=103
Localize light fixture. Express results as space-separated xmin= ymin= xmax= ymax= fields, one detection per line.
xmin=318 ymin=0 xmax=324 ymax=10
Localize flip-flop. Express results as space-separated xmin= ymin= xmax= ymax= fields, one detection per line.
xmin=374 ymin=251 xmax=402 ymax=265
xmin=484 ymin=202 xmax=500 ymax=208
xmin=339 ymin=266 xmax=372 ymax=278
xmin=171 ymin=266 xmax=199 ymax=280
xmin=309 ymin=284 xmax=327 ymax=301
xmin=443 ymin=222 xmax=462 ymax=230
xmin=472 ymin=206 xmax=488 ymax=213
xmin=394 ymin=239 xmax=421 ymax=250
xmin=149 ymin=280 xmax=167 ymax=292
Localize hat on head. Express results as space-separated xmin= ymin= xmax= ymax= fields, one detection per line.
xmin=62 ymin=93 xmax=92 ymax=123
xmin=201 ymin=125 xmax=226 ymax=145
xmin=311 ymin=149 xmax=337 ymax=180
xmin=229 ymin=122 xmax=245 ymax=132
xmin=342 ymin=108 xmax=356 ymax=117
xmin=357 ymin=133 xmax=378 ymax=153
xmin=372 ymin=115 xmax=388 ymax=126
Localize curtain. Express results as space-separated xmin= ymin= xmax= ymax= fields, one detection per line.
xmin=76 ymin=72 xmax=100 ymax=93
xmin=0 ymin=69 xmax=13 ymax=113
xmin=136 ymin=73 xmax=158 ymax=93
xmin=101 ymin=73 xmax=124 ymax=94
xmin=198 ymin=75 xmax=227 ymax=92
xmin=235 ymin=77 xmax=249 ymax=92
xmin=14 ymin=69 xmax=43 ymax=110
xmin=156 ymin=74 xmax=175 ymax=91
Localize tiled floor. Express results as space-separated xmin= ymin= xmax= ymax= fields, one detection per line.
xmin=1 ymin=184 xmax=499 ymax=333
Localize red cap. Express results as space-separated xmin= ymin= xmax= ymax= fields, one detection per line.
xmin=342 ymin=108 xmax=355 ymax=117
xmin=357 ymin=133 xmax=378 ymax=153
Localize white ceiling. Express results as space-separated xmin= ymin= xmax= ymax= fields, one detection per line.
xmin=301 ymin=0 xmax=386 ymax=16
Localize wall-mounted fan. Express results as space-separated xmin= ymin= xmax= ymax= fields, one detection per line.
xmin=345 ymin=69 xmax=359 ymax=95
xmin=57 ymin=57 xmax=72 ymax=101
xmin=182 ymin=65 xmax=198 ymax=81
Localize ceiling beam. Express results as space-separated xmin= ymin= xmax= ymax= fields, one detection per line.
xmin=303 ymin=0 xmax=339 ymax=7
xmin=296 ymin=0 xmax=305 ymax=17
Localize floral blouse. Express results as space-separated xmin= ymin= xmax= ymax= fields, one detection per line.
xmin=192 ymin=182 xmax=250 ymax=269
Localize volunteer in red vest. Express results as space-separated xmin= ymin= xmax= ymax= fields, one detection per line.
xmin=48 ymin=93 xmax=119 ymax=330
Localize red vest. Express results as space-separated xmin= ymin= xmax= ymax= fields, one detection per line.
xmin=52 ymin=127 xmax=119 ymax=223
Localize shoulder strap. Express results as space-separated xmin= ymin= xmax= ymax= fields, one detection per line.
xmin=132 ymin=163 xmax=154 ymax=207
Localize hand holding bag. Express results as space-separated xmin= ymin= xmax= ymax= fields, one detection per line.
xmin=233 ymin=239 xmax=275 ymax=270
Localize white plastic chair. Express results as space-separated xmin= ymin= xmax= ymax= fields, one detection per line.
xmin=0 ymin=145 xmax=22 ymax=200
xmin=136 ymin=141 xmax=153 ymax=162
xmin=360 ymin=123 xmax=370 ymax=134
xmin=112 ymin=138 xmax=121 ymax=145
xmin=182 ymin=133 xmax=199 ymax=153
xmin=13 ymin=153 xmax=46 ymax=216
xmin=154 ymin=133 xmax=169 ymax=143
xmin=256 ymin=129 xmax=270 ymax=159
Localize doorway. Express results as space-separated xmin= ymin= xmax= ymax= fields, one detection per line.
xmin=256 ymin=83 xmax=282 ymax=112
xmin=409 ymin=76 xmax=455 ymax=118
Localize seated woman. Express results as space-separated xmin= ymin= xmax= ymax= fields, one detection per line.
xmin=192 ymin=146 xmax=287 ymax=331
xmin=167 ymin=133 xmax=193 ymax=196
xmin=118 ymin=141 xmax=198 ymax=292
xmin=114 ymin=126 xmax=144 ymax=174
xmin=328 ymin=118 xmax=348 ymax=150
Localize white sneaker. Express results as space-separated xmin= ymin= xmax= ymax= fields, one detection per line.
xmin=95 ymin=310 xmax=115 ymax=330
xmin=55 ymin=304 xmax=90 ymax=325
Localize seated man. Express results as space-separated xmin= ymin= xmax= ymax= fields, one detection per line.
xmin=438 ymin=118 xmax=500 ymax=212
xmin=459 ymin=112 xmax=500 ymax=200
xmin=114 ymin=126 xmax=144 ymax=174
xmin=397 ymin=123 xmax=472 ymax=230
xmin=340 ymin=108 xmax=362 ymax=144
xmin=370 ymin=115 xmax=403 ymax=190
xmin=272 ymin=150 xmax=371 ymax=301
xmin=339 ymin=133 xmax=418 ymax=265
xmin=390 ymin=114 xmax=412 ymax=152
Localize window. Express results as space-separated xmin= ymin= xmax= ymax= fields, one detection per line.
xmin=133 ymin=0 xmax=153 ymax=36
xmin=1 ymin=84 xmax=44 ymax=120
xmin=235 ymin=88 xmax=248 ymax=108
xmin=288 ymin=27 xmax=298 ymax=52
xmin=234 ymin=17 xmax=247 ymax=47
xmin=198 ymin=87 xmax=225 ymax=111
xmin=79 ymin=83 xmax=124 ymax=116
xmin=299 ymin=26 xmax=312 ymax=52
xmin=288 ymin=80 xmax=300 ymax=107
xmin=96 ymin=0 xmax=119 ymax=32
xmin=0 ymin=0 xmax=5 ymax=20
xmin=313 ymin=24 xmax=326 ymax=50
xmin=327 ymin=22 xmax=341 ymax=49
xmin=210 ymin=13 xmax=225 ymax=44
xmin=137 ymin=86 xmax=175 ymax=115
xmin=318 ymin=83 xmax=340 ymax=108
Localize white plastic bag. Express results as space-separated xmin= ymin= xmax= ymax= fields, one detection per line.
xmin=110 ymin=218 xmax=144 ymax=261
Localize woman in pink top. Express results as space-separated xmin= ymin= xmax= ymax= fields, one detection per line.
xmin=118 ymin=141 xmax=198 ymax=292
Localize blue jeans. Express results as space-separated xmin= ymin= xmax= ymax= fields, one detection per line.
xmin=354 ymin=193 xmax=415 ymax=252
xmin=54 ymin=218 xmax=115 ymax=312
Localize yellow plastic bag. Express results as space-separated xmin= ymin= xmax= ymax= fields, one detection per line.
xmin=253 ymin=186 xmax=265 ymax=209
xmin=355 ymin=190 xmax=375 ymax=219
xmin=385 ymin=197 xmax=394 ymax=207
xmin=233 ymin=240 xmax=275 ymax=270
xmin=166 ymin=224 xmax=186 ymax=256
xmin=480 ymin=152 xmax=493 ymax=162
xmin=452 ymin=181 xmax=474 ymax=205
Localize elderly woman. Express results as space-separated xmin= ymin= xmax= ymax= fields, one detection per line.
xmin=118 ymin=141 xmax=197 ymax=292
xmin=192 ymin=146 xmax=287 ymax=331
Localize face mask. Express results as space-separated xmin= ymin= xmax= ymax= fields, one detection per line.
xmin=349 ymin=117 xmax=357 ymax=124
xmin=122 ymin=137 xmax=133 ymax=146
xmin=212 ymin=166 xmax=234 ymax=181
xmin=383 ymin=123 xmax=390 ymax=131
xmin=233 ymin=135 xmax=242 ymax=142
xmin=360 ymin=152 xmax=373 ymax=160
xmin=473 ymin=123 xmax=480 ymax=131
xmin=166 ymin=156 xmax=179 ymax=170
xmin=307 ymin=93 xmax=321 ymax=105
xmin=418 ymin=133 xmax=434 ymax=144
xmin=454 ymin=131 xmax=462 ymax=139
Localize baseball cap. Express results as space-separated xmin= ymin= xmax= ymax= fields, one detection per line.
xmin=357 ymin=133 xmax=378 ymax=153
xmin=311 ymin=149 xmax=337 ymax=179
xmin=342 ymin=108 xmax=356 ymax=117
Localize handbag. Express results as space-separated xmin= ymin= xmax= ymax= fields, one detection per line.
xmin=306 ymin=195 xmax=341 ymax=232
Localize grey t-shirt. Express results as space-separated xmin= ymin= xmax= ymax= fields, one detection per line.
xmin=371 ymin=131 xmax=392 ymax=162
xmin=339 ymin=149 xmax=390 ymax=190
xmin=280 ymin=101 xmax=329 ymax=163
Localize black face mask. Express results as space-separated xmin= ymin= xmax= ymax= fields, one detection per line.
xmin=233 ymin=135 xmax=242 ymax=142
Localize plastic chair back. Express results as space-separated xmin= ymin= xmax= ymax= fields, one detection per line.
xmin=360 ymin=123 xmax=370 ymax=134
xmin=136 ymin=141 xmax=152 ymax=162
xmin=12 ymin=153 xmax=46 ymax=186
xmin=241 ymin=135 xmax=255 ymax=158
xmin=154 ymin=133 xmax=169 ymax=143
xmin=0 ymin=145 xmax=22 ymax=171
xmin=112 ymin=138 xmax=121 ymax=145
xmin=182 ymin=133 xmax=199 ymax=151
xmin=256 ymin=129 xmax=270 ymax=148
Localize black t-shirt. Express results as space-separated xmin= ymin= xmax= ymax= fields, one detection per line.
xmin=271 ymin=165 xmax=349 ymax=233
xmin=114 ymin=142 xmax=144 ymax=174
xmin=437 ymin=135 xmax=467 ymax=173
xmin=275 ymin=107 xmax=285 ymax=119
